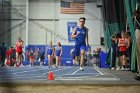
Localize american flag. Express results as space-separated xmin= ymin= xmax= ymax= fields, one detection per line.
xmin=60 ymin=1 xmax=84 ymax=14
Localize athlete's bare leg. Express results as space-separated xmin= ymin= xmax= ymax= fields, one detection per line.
xmin=20 ymin=54 xmax=24 ymax=66
xmin=80 ymin=50 xmax=85 ymax=70
xmin=55 ymin=56 xmax=59 ymax=68
xmin=122 ymin=55 xmax=126 ymax=69
xmin=75 ymin=56 xmax=80 ymax=65
xmin=58 ymin=56 xmax=61 ymax=68
xmin=48 ymin=55 xmax=52 ymax=67
xmin=15 ymin=52 xmax=19 ymax=67
xmin=80 ymin=50 xmax=85 ymax=66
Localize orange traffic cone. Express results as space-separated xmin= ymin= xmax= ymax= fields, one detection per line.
xmin=47 ymin=71 xmax=54 ymax=80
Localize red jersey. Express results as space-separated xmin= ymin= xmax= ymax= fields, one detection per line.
xmin=6 ymin=50 xmax=9 ymax=58
xmin=118 ymin=38 xmax=127 ymax=52
xmin=16 ymin=41 xmax=23 ymax=53
xmin=8 ymin=48 xmax=13 ymax=55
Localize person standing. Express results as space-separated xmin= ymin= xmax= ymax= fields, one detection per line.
xmin=46 ymin=41 xmax=54 ymax=68
xmin=15 ymin=37 xmax=23 ymax=67
xmin=133 ymin=9 xmax=140 ymax=80
xmin=71 ymin=17 xmax=89 ymax=71
xmin=86 ymin=48 xmax=92 ymax=66
xmin=118 ymin=31 xmax=128 ymax=70
xmin=0 ymin=43 xmax=7 ymax=67
xmin=40 ymin=47 xmax=45 ymax=66
xmin=35 ymin=48 xmax=41 ymax=63
xmin=29 ymin=48 xmax=34 ymax=66
xmin=55 ymin=42 xmax=62 ymax=68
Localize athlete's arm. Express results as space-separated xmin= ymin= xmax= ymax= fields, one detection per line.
xmin=118 ymin=39 xmax=121 ymax=47
xmin=118 ymin=39 xmax=125 ymax=46
xmin=21 ymin=40 xmax=23 ymax=45
xmin=86 ymin=29 xmax=89 ymax=46
xmin=71 ymin=27 xmax=78 ymax=39
xmin=60 ymin=47 xmax=62 ymax=57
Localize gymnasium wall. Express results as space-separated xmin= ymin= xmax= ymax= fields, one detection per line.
xmin=11 ymin=0 xmax=104 ymax=47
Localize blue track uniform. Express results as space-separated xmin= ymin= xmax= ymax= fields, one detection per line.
xmin=75 ymin=26 xmax=88 ymax=56
xmin=55 ymin=46 xmax=61 ymax=57
xmin=47 ymin=46 xmax=53 ymax=55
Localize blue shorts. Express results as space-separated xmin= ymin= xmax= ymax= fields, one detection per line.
xmin=48 ymin=51 xmax=53 ymax=55
xmin=56 ymin=51 xmax=61 ymax=57
xmin=75 ymin=45 xmax=86 ymax=56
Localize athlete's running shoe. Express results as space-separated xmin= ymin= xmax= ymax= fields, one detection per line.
xmin=80 ymin=66 xmax=84 ymax=71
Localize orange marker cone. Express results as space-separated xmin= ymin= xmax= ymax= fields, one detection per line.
xmin=47 ymin=71 xmax=54 ymax=80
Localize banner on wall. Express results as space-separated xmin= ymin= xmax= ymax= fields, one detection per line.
xmin=67 ymin=22 xmax=77 ymax=42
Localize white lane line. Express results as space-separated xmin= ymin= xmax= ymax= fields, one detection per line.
xmin=71 ymin=73 xmax=100 ymax=75
xmin=93 ymin=67 xmax=104 ymax=75
xmin=53 ymin=67 xmax=102 ymax=77
xmin=72 ymin=68 xmax=80 ymax=75
xmin=56 ymin=78 xmax=83 ymax=80
xmin=54 ymin=73 xmax=101 ymax=77
xmin=55 ymin=77 xmax=120 ymax=81
xmin=92 ymin=67 xmax=120 ymax=80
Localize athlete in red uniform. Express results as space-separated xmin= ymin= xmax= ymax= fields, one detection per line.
xmin=118 ymin=32 xmax=128 ymax=70
xmin=15 ymin=37 xmax=23 ymax=67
